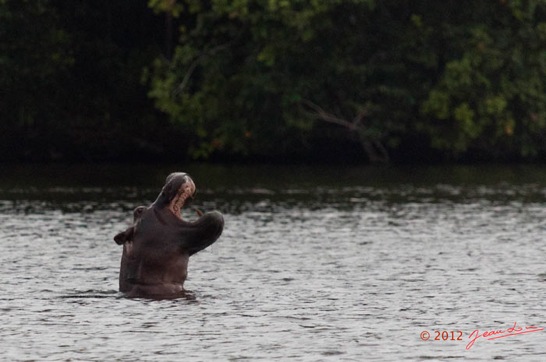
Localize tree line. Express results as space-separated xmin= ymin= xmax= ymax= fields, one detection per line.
xmin=2 ymin=0 xmax=546 ymax=163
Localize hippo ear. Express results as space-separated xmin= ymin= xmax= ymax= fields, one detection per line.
xmin=114 ymin=227 xmax=134 ymax=245
xmin=133 ymin=206 xmax=146 ymax=221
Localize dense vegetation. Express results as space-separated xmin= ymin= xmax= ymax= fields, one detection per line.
xmin=2 ymin=0 xmax=546 ymax=163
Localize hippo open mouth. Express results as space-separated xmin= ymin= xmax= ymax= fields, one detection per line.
xmin=113 ymin=172 xmax=224 ymax=299
xmin=168 ymin=174 xmax=196 ymax=220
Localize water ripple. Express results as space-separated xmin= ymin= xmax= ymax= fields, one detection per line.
xmin=1 ymin=177 xmax=546 ymax=360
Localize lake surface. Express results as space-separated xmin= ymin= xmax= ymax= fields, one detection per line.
xmin=1 ymin=164 xmax=545 ymax=361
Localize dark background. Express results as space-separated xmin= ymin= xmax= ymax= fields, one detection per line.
xmin=2 ymin=0 xmax=545 ymax=164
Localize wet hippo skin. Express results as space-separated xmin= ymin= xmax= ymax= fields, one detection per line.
xmin=113 ymin=172 xmax=224 ymax=299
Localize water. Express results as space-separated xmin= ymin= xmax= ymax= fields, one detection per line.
xmin=1 ymin=164 xmax=546 ymax=361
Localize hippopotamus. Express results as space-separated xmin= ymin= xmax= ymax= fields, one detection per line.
xmin=113 ymin=172 xmax=224 ymax=299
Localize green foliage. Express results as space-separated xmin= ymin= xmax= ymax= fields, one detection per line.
xmin=2 ymin=0 xmax=546 ymax=162
xmin=145 ymin=0 xmax=546 ymax=162
xmin=419 ymin=0 xmax=546 ymax=158
xmin=145 ymin=0 xmax=381 ymax=159
xmin=148 ymin=0 xmax=183 ymax=17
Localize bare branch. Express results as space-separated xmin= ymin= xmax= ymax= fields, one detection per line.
xmin=352 ymin=109 xmax=368 ymax=127
xmin=173 ymin=43 xmax=232 ymax=96
xmin=302 ymin=100 xmax=358 ymax=131
xmin=373 ymin=140 xmax=390 ymax=163
xmin=173 ymin=56 xmax=201 ymax=96
xmin=301 ymin=99 xmax=389 ymax=163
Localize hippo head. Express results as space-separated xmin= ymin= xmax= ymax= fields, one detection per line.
xmin=114 ymin=172 xmax=223 ymax=253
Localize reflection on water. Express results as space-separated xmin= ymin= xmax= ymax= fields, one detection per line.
xmin=1 ymin=164 xmax=546 ymax=361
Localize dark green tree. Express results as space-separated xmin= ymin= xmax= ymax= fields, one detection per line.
xmin=146 ymin=0 xmax=546 ymax=162
xmin=0 ymin=0 xmax=72 ymax=159
xmin=146 ymin=0 xmax=389 ymax=161
xmin=3 ymin=0 xmax=545 ymax=163
xmin=419 ymin=0 xmax=546 ymax=160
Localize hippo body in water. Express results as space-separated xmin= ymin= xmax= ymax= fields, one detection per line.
xmin=114 ymin=172 xmax=224 ymax=299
